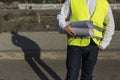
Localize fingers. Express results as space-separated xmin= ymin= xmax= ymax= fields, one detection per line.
xmin=68 ymin=29 xmax=75 ymax=36
xmin=64 ymin=26 xmax=76 ymax=36
xmin=98 ymin=46 xmax=104 ymax=50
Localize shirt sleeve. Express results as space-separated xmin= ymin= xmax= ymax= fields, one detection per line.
xmin=100 ymin=5 xmax=115 ymax=49
xmin=56 ymin=0 xmax=71 ymax=33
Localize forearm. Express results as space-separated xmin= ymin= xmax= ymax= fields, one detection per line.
xmin=56 ymin=0 xmax=70 ymax=33
xmin=100 ymin=5 xmax=115 ymax=49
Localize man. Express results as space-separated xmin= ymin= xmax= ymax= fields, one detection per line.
xmin=57 ymin=0 xmax=115 ymax=80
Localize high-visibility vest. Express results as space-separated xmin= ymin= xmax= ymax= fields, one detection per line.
xmin=68 ymin=0 xmax=109 ymax=46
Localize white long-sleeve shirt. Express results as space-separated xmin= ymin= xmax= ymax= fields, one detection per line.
xmin=56 ymin=0 xmax=115 ymax=49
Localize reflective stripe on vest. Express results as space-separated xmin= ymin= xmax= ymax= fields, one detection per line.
xmin=91 ymin=0 xmax=108 ymax=45
xmin=68 ymin=0 xmax=109 ymax=46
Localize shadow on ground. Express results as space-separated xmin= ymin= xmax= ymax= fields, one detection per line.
xmin=11 ymin=32 xmax=61 ymax=80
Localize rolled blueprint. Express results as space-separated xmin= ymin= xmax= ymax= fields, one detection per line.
xmin=71 ymin=20 xmax=94 ymax=36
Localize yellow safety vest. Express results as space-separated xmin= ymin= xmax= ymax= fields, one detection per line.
xmin=68 ymin=0 xmax=109 ymax=46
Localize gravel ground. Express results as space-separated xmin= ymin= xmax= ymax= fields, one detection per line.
xmin=0 ymin=9 xmax=119 ymax=32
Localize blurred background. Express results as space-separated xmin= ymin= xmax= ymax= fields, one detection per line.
xmin=0 ymin=0 xmax=119 ymax=32
xmin=0 ymin=1 xmax=120 ymax=80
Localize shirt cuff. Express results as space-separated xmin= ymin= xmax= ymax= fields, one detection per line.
xmin=99 ymin=41 xmax=110 ymax=49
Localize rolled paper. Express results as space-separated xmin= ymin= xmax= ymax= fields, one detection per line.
xmin=71 ymin=20 xmax=94 ymax=36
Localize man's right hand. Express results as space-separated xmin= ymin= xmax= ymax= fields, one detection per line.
xmin=63 ymin=25 xmax=76 ymax=37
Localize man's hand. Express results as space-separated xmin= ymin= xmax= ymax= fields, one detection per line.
xmin=64 ymin=25 xmax=76 ymax=36
xmin=98 ymin=46 xmax=104 ymax=50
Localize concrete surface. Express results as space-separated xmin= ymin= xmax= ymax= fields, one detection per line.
xmin=0 ymin=31 xmax=120 ymax=51
xmin=18 ymin=3 xmax=120 ymax=10
xmin=0 ymin=50 xmax=120 ymax=59
xmin=0 ymin=59 xmax=120 ymax=80
xmin=0 ymin=31 xmax=120 ymax=59
xmin=0 ymin=31 xmax=67 ymax=51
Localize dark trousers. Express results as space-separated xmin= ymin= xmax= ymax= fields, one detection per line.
xmin=65 ymin=40 xmax=99 ymax=80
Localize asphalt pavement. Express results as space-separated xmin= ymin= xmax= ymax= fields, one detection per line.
xmin=0 ymin=59 xmax=120 ymax=80
xmin=0 ymin=31 xmax=120 ymax=80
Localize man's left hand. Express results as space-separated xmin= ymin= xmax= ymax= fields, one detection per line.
xmin=98 ymin=46 xmax=104 ymax=50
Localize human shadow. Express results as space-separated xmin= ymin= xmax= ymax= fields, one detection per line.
xmin=11 ymin=32 xmax=61 ymax=80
